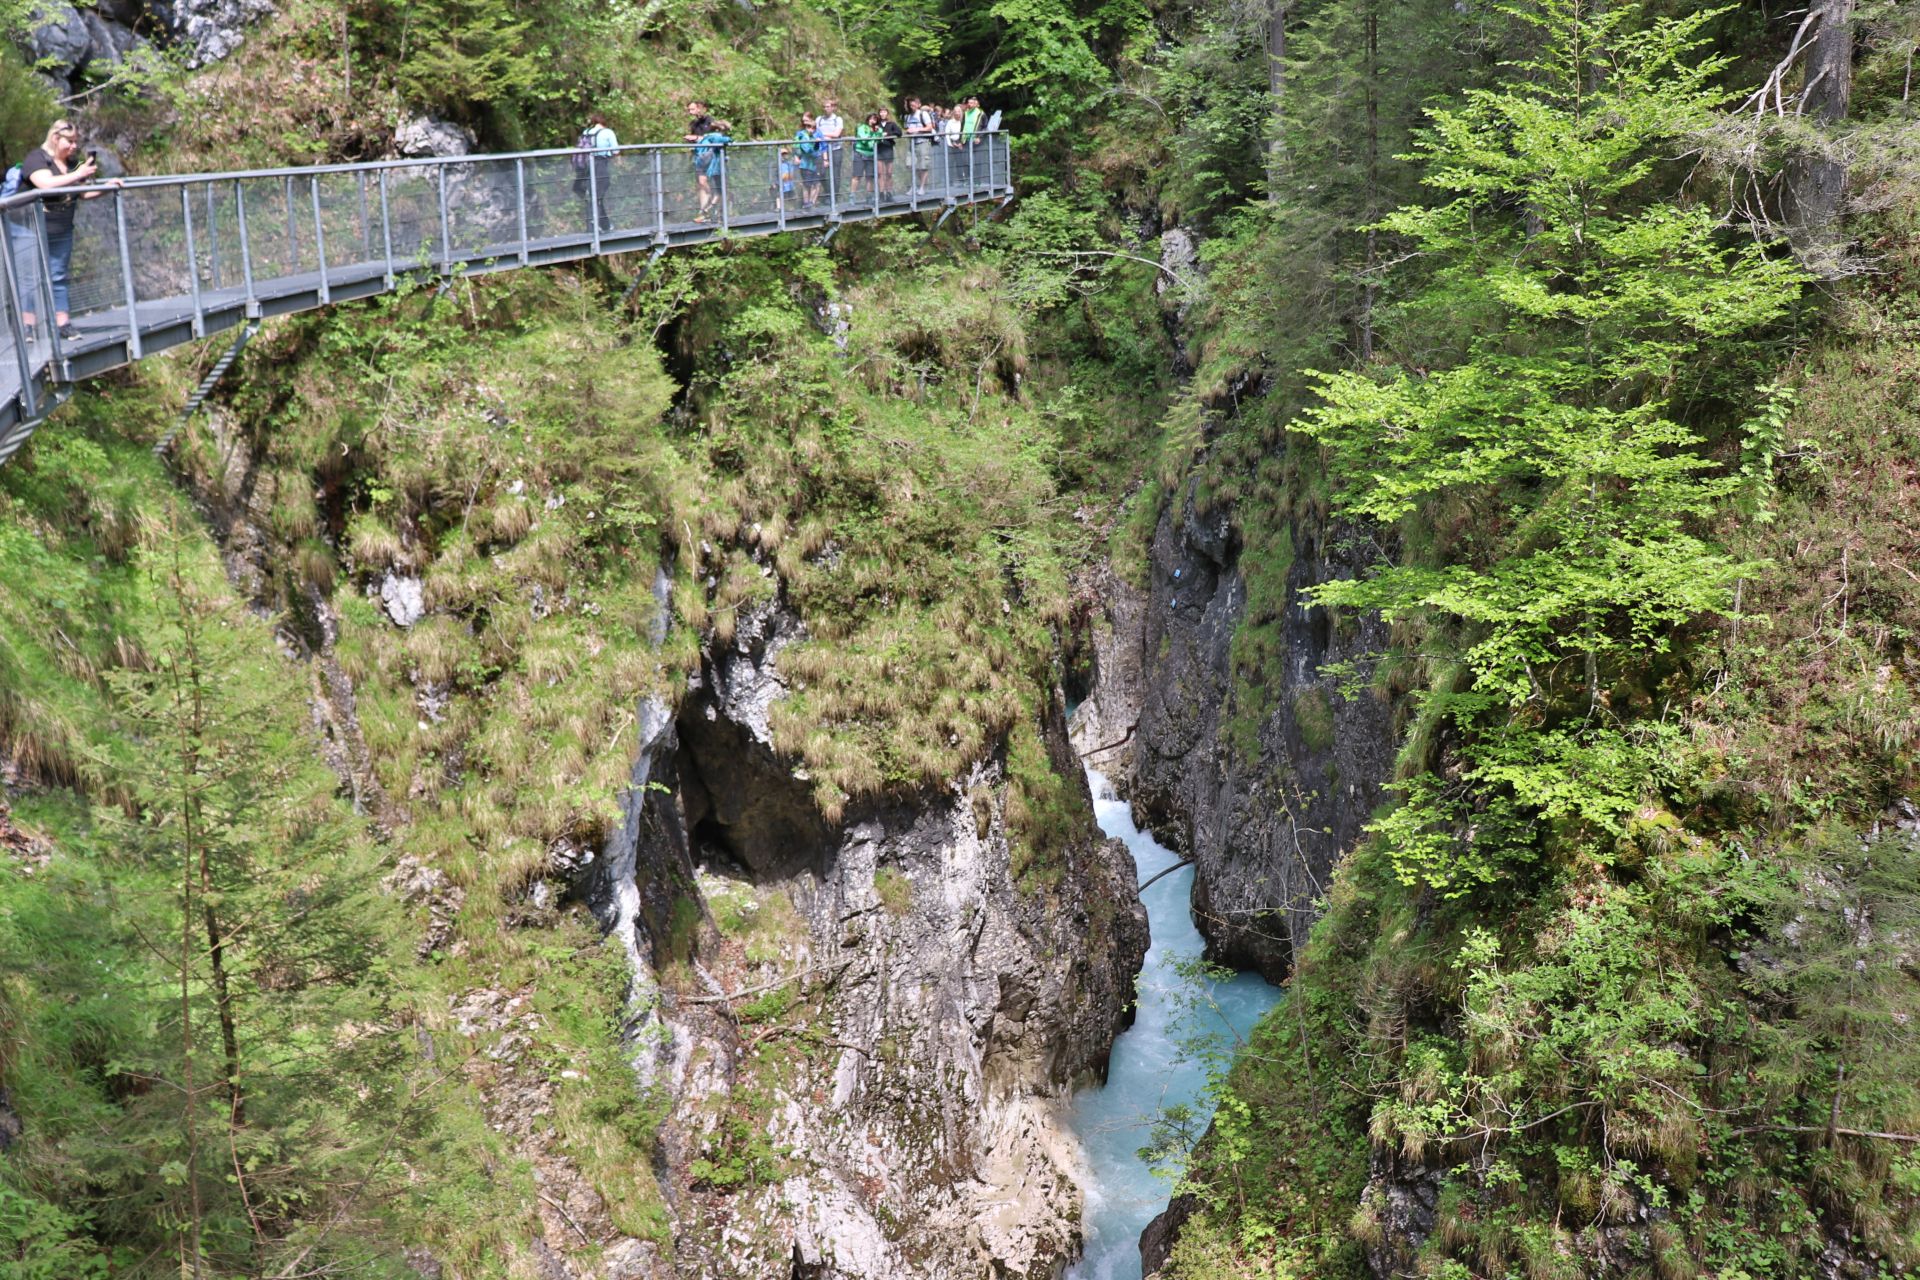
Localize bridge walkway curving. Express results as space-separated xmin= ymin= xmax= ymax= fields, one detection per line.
xmin=0 ymin=132 xmax=1014 ymax=466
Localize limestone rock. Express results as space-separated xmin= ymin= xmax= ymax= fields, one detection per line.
xmin=158 ymin=0 xmax=276 ymax=66
xmin=379 ymin=573 xmax=425 ymax=627
xmin=394 ymin=116 xmax=477 ymax=159
xmin=1139 ymin=1192 xmax=1197 ymax=1276
xmin=583 ymin=600 xmax=1149 ymax=1278
xmin=24 ymin=0 xmax=91 ymax=74
xmin=1102 ymin=489 xmax=1398 ymax=982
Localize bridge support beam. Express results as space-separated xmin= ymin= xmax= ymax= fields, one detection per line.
xmin=154 ymin=320 xmax=260 ymax=459
xmin=619 ymin=245 xmax=670 ymax=311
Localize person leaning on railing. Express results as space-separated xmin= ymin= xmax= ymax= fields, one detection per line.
xmin=692 ymin=121 xmax=732 ymax=224
xmin=10 ymin=120 xmax=121 ymax=342
xmin=904 ymin=98 xmax=937 ymax=195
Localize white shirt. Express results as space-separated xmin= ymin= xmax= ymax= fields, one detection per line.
xmin=817 ymin=113 xmax=844 ymax=141
xmin=586 ymin=124 xmax=618 ymax=156
xmin=941 ymin=118 xmax=961 ymax=145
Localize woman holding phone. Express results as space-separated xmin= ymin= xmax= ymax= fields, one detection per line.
xmin=14 ymin=120 xmax=118 ymax=341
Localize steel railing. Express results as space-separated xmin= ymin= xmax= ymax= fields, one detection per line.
xmin=0 ymin=130 xmax=1014 ymax=463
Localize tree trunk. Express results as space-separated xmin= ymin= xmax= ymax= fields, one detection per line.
xmin=1358 ymin=0 xmax=1379 ymax=361
xmin=1266 ymin=0 xmax=1289 ymax=196
xmin=1785 ymin=0 xmax=1856 ymax=235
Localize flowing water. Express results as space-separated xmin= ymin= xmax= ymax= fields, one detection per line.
xmin=1067 ymin=770 xmax=1284 ymax=1280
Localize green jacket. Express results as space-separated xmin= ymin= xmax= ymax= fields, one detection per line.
xmin=853 ymin=123 xmax=880 ymax=157
xmin=961 ymin=107 xmax=983 ymax=142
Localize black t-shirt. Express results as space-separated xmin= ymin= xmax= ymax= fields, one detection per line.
xmin=686 ymin=114 xmax=715 ymax=141
xmin=21 ymin=148 xmax=77 ymax=233
xmin=877 ymin=120 xmax=902 ymax=161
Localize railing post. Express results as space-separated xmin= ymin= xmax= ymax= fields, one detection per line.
xmin=437 ymin=163 xmax=453 ymax=275
xmin=826 ymin=145 xmax=838 ymax=221
xmin=776 ymin=145 xmax=787 ymax=231
xmin=310 ymin=175 xmax=330 ymax=304
xmin=181 ymin=186 xmax=205 ymax=337
xmin=378 ymin=169 xmax=394 ymax=287
xmin=236 ymin=180 xmax=258 ymax=316
xmin=1 ymin=213 xmax=40 ymax=419
xmin=587 ymin=150 xmax=602 ymax=254
xmin=873 ymin=145 xmax=881 ymax=219
xmin=717 ymin=148 xmax=729 ymax=235
xmin=987 ymin=132 xmax=996 ymax=195
xmin=514 ymin=158 xmax=529 ymax=265
xmin=114 ymin=188 xmax=143 ymax=358
xmin=652 ymin=150 xmax=666 ymax=242
xmin=967 ymin=137 xmax=976 ymax=204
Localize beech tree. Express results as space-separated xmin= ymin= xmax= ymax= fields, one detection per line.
xmin=1294 ymin=0 xmax=1807 ymax=895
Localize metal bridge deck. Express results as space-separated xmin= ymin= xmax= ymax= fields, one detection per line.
xmin=0 ymin=134 xmax=1014 ymax=464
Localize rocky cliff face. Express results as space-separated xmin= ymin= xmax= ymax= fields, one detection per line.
xmin=21 ymin=0 xmax=270 ymax=98
xmin=1074 ymin=494 xmax=1396 ymax=985
xmin=588 ymin=600 xmax=1150 ymax=1278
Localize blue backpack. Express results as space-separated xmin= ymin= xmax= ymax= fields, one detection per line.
xmin=1 ymin=165 xmax=21 ymax=200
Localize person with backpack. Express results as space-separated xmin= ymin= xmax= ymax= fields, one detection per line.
xmin=904 ymin=97 xmax=937 ymax=196
xmin=875 ymin=107 xmax=902 ymax=200
xmin=692 ymin=120 xmax=732 ymax=224
xmin=851 ymin=113 xmax=880 ymax=198
xmin=682 ymin=100 xmax=715 ymax=144
xmin=9 ymin=120 xmax=117 ymax=342
xmin=793 ymin=112 xmax=823 ymax=209
xmin=574 ymin=112 xmax=618 ymax=233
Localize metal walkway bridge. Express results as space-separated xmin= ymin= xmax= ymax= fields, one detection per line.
xmin=0 ymin=132 xmax=1014 ymax=465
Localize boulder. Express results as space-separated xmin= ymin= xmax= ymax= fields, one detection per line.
xmin=378 ymin=573 xmax=425 ymax=628
xmin=394 ymin=116 xmax=476 ymax=159
xmin=24 ymin=0 xmax=91 ymax=74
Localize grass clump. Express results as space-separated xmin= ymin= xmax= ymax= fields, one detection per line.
xmin=874 ymin=865 xmax=912 ymax=916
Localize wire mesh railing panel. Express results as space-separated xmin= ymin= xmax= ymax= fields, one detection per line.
xmin=661 ymin=148 xmax=705 ymax=227
xmin=719 ymin=144 xmax=778 ymax=228
xmin=314 ymin=171 xmax=379 ymax=276
xmin=446 ymin=159 xmax=524 ymax=262
xmin=47 ymin=195 xmax=124 ymax=322
xmin=601 ymin=153 xmax=660 ymax=239
xmin=120 ymin=186 xmax=195 ymax=314
xmin=382 ymin=167 xmax=445 ymax=273
xmin=190 ymin=182 xmax=245 ymax=299
xmin=1 ymin=205 xmax=54 ymax=403
xmin=519 ymin=153 xmax=586 ymax=246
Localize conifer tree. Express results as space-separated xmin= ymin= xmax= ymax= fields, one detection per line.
xmin=95 ymin=529 xmax=407 ymax=1273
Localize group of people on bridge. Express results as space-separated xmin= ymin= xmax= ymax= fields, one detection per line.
xmin=574 ymin=95 xmax=993 ymax=228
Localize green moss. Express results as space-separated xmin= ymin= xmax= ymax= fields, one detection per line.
xmin=1292 ymin=686 xmax=1335 ymax=754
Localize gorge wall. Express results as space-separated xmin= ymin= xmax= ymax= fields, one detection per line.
xmin=588 ymin=600 xmax=1149 ymax=1278
xmin=1074 ymin=471 xmax=1396 ymax=985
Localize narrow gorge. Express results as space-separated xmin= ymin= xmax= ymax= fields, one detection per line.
xmin=5 ymin=0 xmax=1920 ymax=1277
